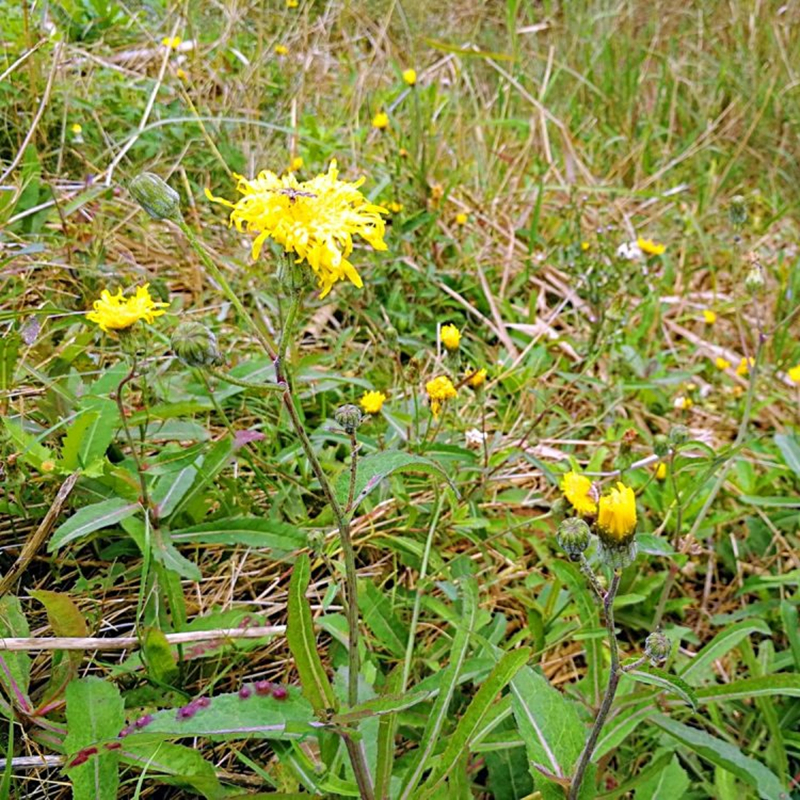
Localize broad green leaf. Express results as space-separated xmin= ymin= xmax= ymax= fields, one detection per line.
xmin=635 ymin=755 xmax=690 ymax=799
xmin=625 ymin=666 xmax=697 ymax=709
xmin=286 ymin=554 xmax=337 ymax=716
xmin=65 ymin=677 xmax=125 ymax=800
xmin=398 ymin=572 xmax=478 ymax=800
xmin=169 ymin=436 xmax=235 ymax=519
xmin=142 ymin=627 xmax=179 ymax=685
xmin=651 ymin=715 xmax=786 ymax=800
xmin=375 ymin=668 xmax=403 ymax=800
xmin=48 ymin=498 xmax=139 ymax=551
xmin=358 ymin=581 xmax=407 ymax=658
xmin=171 ymin=517 xmax=307 ymax=553
xmin=774 ymin=433 xmax=800 ymax=479
xmin=679 ymin=619 xmax=771 ymax=684
xmin=594 ymin=702 xmax=655 ymax=759
xmin=510 ymin=665 xmax=584 ymax=783
xmin=151 ymin=527 xmax=202 ymax=582
xmin=334 ymin=451 xmax=453 ymax=511
xmin=60 ymin=399 xmax=119 ymax=472
xmin=0 ymin=597 xmax=32 ymax=712
xmin=152 ymin=461 xmax=201 ymax=519
xmin=2 ymin=417 xmax=54 ymax=470
xmin=484 ymin=739 xmax=534 ymax=800
xmin=695 ymin=673 xmax=800 ymax=703
xmin=419 ymin=647 xmax=531 ymax=798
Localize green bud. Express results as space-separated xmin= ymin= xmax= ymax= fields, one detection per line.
xmin=653 ymin=434 xmax=670 ymax=458
xmin=556 ymin=517 xmax=592 ymax=560
xmin=744 ymin=264 xmax=765 ymax=294
xmin=644 ymin=630 xmax=671 ymax=665
xmin=668 ymin=424 xmax=690 ymax=447
xmin=597 ymin=537 xmax=638 ymax=570
xmin=171 ymin=321 xmax=222 ymax=367
xmin=335 ymin=404 xmax=363 ymax=434
xmin=729 ymin=194 xmax=747 ymax=228
xmin=129 ymin=173 xmax=182 ymax=221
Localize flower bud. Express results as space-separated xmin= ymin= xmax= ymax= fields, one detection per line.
xmin=644 ymin=630 xmax=671 ymax=665
xmin=335 ymin=404 xmax=363 ymax=434
xmin=729 ymin=195 xmax=747 ymax=228
xmin=668 ymin=424 xmax=689 ymax=447
xmin=556 ymin=517 xmax=592 ymax=560
xmin=129 ymin=173 xmax=182 ymax=221
xmin=653 ymin=434 xmax=670 ymax=457
xmin=171 ymin=321 xmax=222 ymax=367
xmin=597 ymin=537 xmax=638 ymax=570
xmin=744 ymin=264 xmax=765 ymax=294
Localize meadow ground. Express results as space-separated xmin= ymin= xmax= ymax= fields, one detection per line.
xmin=1 ymin=1 xmax=799 ymax=798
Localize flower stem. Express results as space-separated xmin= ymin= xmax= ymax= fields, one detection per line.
xmin=568 ymin=573 xmax=621 ymax=800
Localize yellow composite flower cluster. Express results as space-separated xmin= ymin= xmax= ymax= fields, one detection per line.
xmin=426 ymin=375 xmax=457 ymax=418
xmin=562 ymin=471 xmax=598 ymax=516
xmin=206 ymin=161 xmax=388 ymax=299
xmin=789 ymin=364 xmax=800 ymax=384
xmin=597 ymin=482 xmax=637 ymax=543
xmin=440 ymin=323 xmax=461 ymax=351
xmin=637 ymin=237 xmax=666 ymax=256
xmin=360 ymin=390 xmax=386 ymax=414
xmin=86 ymin=284 xmax=169 ymax=332
xmin=467 ymin=368 xmax=487 ymax=388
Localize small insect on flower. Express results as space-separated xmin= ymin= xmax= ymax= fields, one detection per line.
xmin=789 ymin=364 xmax=800 ymax=384
xmin=440 ymin=323 xmax=461 ymax=351
xmin=426 ymin=375 xmax=457 ymax=418
xmin=736 ymin=356 xmax=755 ymax=377
xmin=702 ymin=309 xmax=717 ymax=324
xmin=86 ymin=284 xmax=169 ymax=333
xmin=372 ymin=112 xmax=389 ymax=130
xmin=360 ymin=390 xmax=386 ymax=415
xmin=636 ymin=237 xmax=666 ymax=256
xmin=402 ymin=68 xmax=417 ymax=86
xmin=561 ymin=471 xmax=598 ymax=517
xmin=715 ymin=356 xmax=731 ymax=370
xmin=467 ymin=368 xmax=487 ymax=389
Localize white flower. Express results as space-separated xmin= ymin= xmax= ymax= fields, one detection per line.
xmin=465 ymin=428 xmax=486 ymax=448
xmin=616 ymin=241 xmax=643 ymax=261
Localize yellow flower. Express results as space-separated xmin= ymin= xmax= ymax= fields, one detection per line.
xmin=581 ymin=241 xmax=590 ymax=251
xmin=205 ymin=160 xmax=388 ymax=299
xmin=426 ymin=375 xmax=457 ymax=418
xmin=162 ymin=36 xmax=182 ymax=49
xmin=637 ymin=237 xmax=666 ymax=256
xmin=286 ymin=0 xmax=298 ymax=6
xmin=455 ymin=212 xmax=468 ymax=225
xmin=275 ymin=44 xmax=289 ymax=56
xmin=288 ymin=156 xmax=304 ymax=172
xmin=788 ymin=364 xmax=800 ymax=384
xmin=715 ymin=356 xmax=731 ymax=370
xmin=372 ymin=112 xmax=389 ymax=130
xmin=467 ymin=368 xmax=487 ymax=388
xmin=440 ymin=323 xmax=461 ymax=350
xmin=597 ymin=482 xmax=637 ymax=543
xmin=388 ymin=201 xmax=403 ymax=214
xmin=87 ymin=284 xmax=169 ymax=333
xmin=402 ymin=68 xmax=417 ymax=86
xmin=70 ymin=123 xmax=82 ymax=134
xmin=176 ymin=68 xmax=188 ymax=80
xmin=561 ymin=471 xmax=597 ymax=516
xmin=655 ymin=462 xmax=667 ymax=481
xmin=674 ymin=395 xmax=693 ymax=410
xmin=360 ymin=390 xmax=386 ymax=414
xmin=736 ymin=357 xmax=755 ymax=377
xmin=702 ymin=309 xmax=717 ymax=324
xmin=398 ymin=147 xmax=409 ymax=158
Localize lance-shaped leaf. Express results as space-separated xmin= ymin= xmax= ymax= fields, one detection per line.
xmin=625 ymin=665 xmax=697 ymax=709
xmin=48 ymin=498 xmax=139 ymax=552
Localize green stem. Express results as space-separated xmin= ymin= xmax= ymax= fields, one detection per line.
xmin=568 ymin=573 xmax=621 ymax=800
xmin=205 ymin=366 xmax=283 ymax=392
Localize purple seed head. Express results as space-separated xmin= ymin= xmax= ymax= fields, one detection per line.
xmin=254 ymin=680 xmax=271 ymax=696
xmin=272 ymin=685 xmax=288 ymax=701
xmin=238 ymin=685 xmax=252 ymax=700
xmin=134 ymin=714 xmax=153 ymax=729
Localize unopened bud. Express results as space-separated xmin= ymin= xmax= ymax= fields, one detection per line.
xmin=644 ymin=630 xmax=671 ymax=665
xmin=556 ymin=517 xmax=591 ymax=560
xmin=335 ymin=404 xmax=362 ymax=434
xmin=729 ymin=195 xmax=747 ymax=228
xmin=744 ymin=264 xmax=765 ymax=294
xmin=668 ymin=424 xmax=690 ymax=447
xmin=171 ymin=322 xmax=222 ymax=367
xmin=653 ymin=434 xmax=670 ymax=458
xmin=129 ymin=173 xmax=182 ymax=221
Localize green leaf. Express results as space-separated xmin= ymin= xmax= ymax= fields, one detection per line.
xmin=780 ymin=601 xmax=800 ymax=671
xmin=2 ymin=417 xmax=54 ymax=470
xmin=418 ymin=647 xmax=531 ymax=798
xmin=334 ymin=451 xmax=453 ymax=511
xmin=738 ymin=495 xmax=800 ymax=508
xmin=142 ymin=627 xmax=179 ymax=685
xmin=286 ymin=554 xmax=337 ymax=716
xmin=48 ymin=498 xmax=140 ymax=551
xmin=152 ymin=461 xmax=201 ymax=519
xmin=60 ymin=400 xmax=119 ymax=472
xmin=651 ymin=715 xmax=786 ymax=800
xmin=510 ymin=665 xmax=584 ymax=784
xmin=484 ymin=740 xmax=534 ymax=800
xmin=151 ymin=527 xmax=202 ymax=582
xmin=358 ymin=581 xmax=407 ymax=658
xmin=332 ymin=690 xmax=434 ymax=725
xmin=0 ymin=597 xmax=32 ymax=712
xmin=774 ymin=433 xmax=800 ymax=479
xmin=65 ymin=677 xmax=125 ymax=800
xmin=679 ymin=619 xmax=771 ymax=684
xmin=168 ymin=436 xmax=235 ymax=519
xmin=635 ymin=755 xmax=690 ymax=799
xmin=695 ymin=673 xmax=800 ymax=703
xmin=625 ymin=666 xmax=697 ymax=709
xmin=171 ymin=517 xmax=307 ymax=553
xmin=0 ymin=333 xmax=20 ymax=392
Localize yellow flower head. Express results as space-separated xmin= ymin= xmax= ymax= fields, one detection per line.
xmin=702 ymin=309 xmax=717 ymax=324
xmin=581 ymin=241 xmax=590 ymax=251
xmin=789 ymin=364 xmax=800 ymax=384
xmin=637 ymin=237 xmax=666 ymax=256
xmin=597 ymin=482 xmax=637 ymax=543
xmin=388 ymin=201 xmax=403 ymax=214
xmin=176 ymin=68 xmax=188 ymax=80
xmin=736 ymin=356 xmax=755 ymax=377
xmin=402 ymin=68 xmax=417 ymax=86
xmin=561 ymin=471 xmax=597 ymax=516
xmin=206 ymin=160 xmax=388 ymax=299
xmin=71 ymin=123 xmax=82 ymax=134
xmin=360 ymin=390 xmax=386 ymax=414
xmin=287 ymin=156 xmax=304 ymax=172
xmin=162 ymin=36 xmax=182 ymax=49
xmin=674 ymin=395 xmax=693 ymax=411
xmin=440 ymin=323 xmax=461 ymax=351
xmin=455 ymin=212 xmax=468 ymax=225
xmin=275 ymin=44 xmax=289 ymax=56
xmin=286 ymin=0 xmax=298 ymax=7
xmin=426 ymin=375 xmax=457 ymax=418
xmin=372 ymin=112 xmax=389 ymax=130
xmin=467 ymin=368 xmax=487 ymax=389
xmin=655 ymin=462 xmax=667 ymax=481
xmin=398 ymin=147 xmax=409 ymax=158
xmin=86 ymin=284 xmax=169 ymax=333
xmin=715 ymin=356 xmax=731 ymax=371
